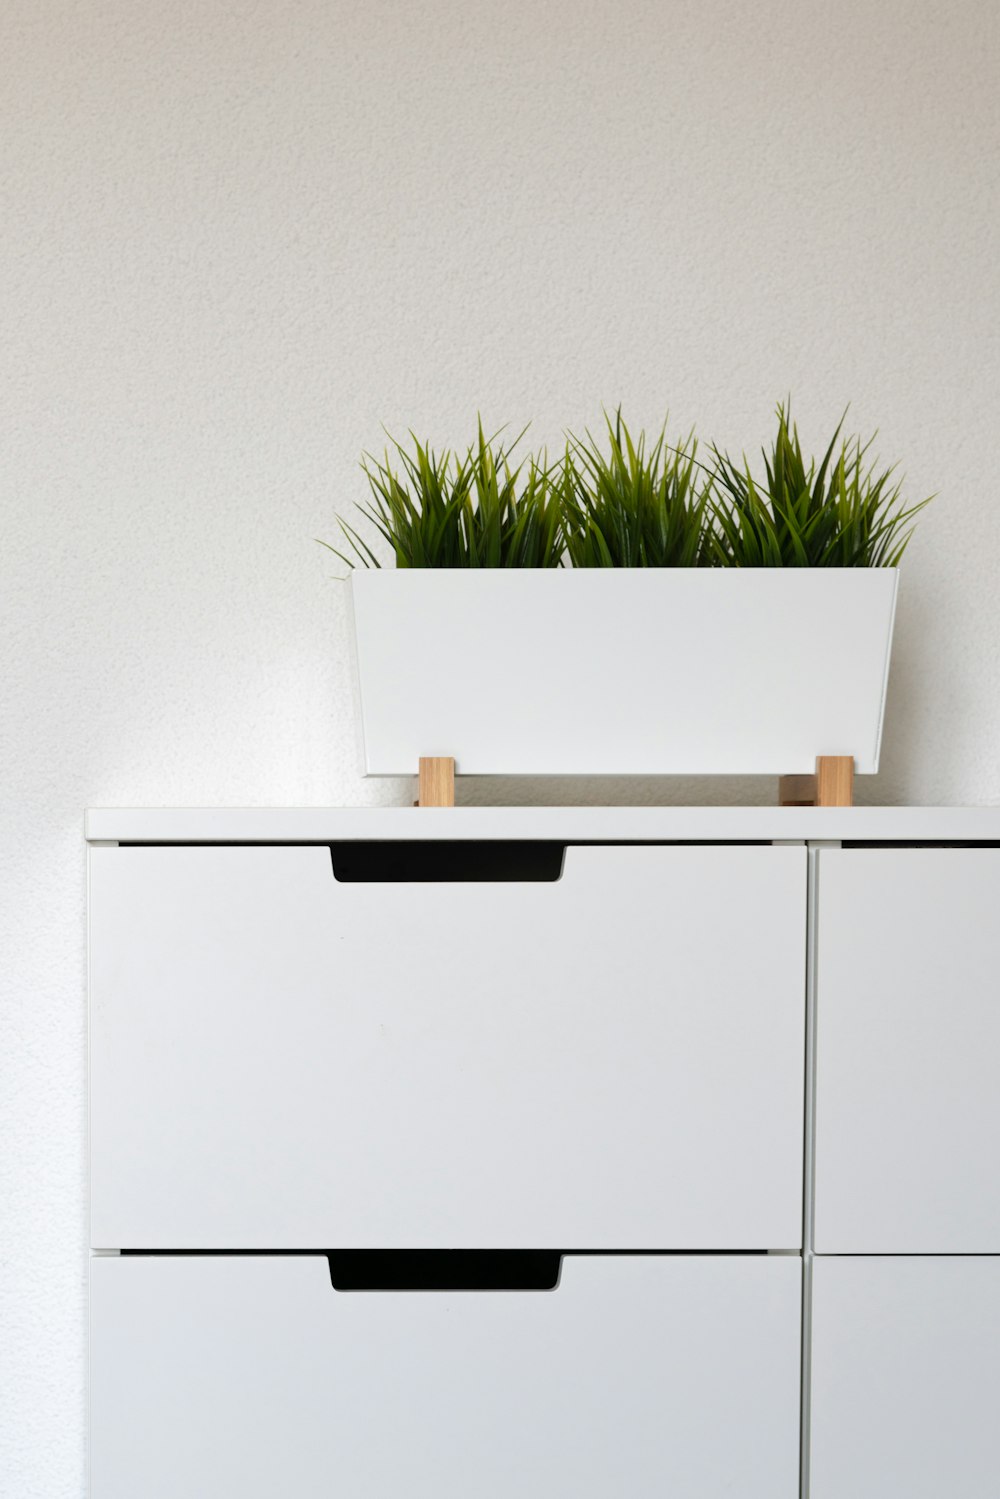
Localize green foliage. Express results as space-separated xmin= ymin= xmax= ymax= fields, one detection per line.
xmin=707 ymin=404 xmax=932 ymax=567
xmin=324 ymin=405 xmax=932 ymax=570
xmin=562 ymin=410 xmax=713 ymax=567
xmin=322 ymin=421 xmax=564 ymax=569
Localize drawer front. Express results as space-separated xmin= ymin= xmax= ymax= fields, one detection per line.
xmin=90 ymin=843 xmax=806 ymax=1249
xmin=814 ymin=848 xmax=1000 ymax=1252
xmin=810 ymin=1256 xmax=1000 ymax=1499
xmin=91 ymin=1253 xmax=802 ymax=1499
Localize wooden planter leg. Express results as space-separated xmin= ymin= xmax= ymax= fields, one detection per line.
xmin=778 ymin=774 xmax=816 ymax=807
xmin=779 ymin=757 xmax=855 ymax=807
xmin=417 ymin=756 xmax=455 ymax=808
xmin=815 ymin=755 xmax=854 ymax=807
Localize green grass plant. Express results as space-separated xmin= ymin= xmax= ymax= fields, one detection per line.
xmin=322 ymin=421 xmax=564 ymax=569
xmin=562 ymin=409 xmax=712 ymax=567
xmin=706 ymin=404 xmax=932 ymax=567
xmin=325 ymin=405 xmax=931 ymax=569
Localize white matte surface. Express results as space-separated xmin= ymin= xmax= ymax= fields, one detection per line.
xmin=90 ymin=1253 xmax=802 ymax=1499
xmin=90 ymin=843 xmax=806 ymax=1248
xmin=85 ymin=803 xmax=1000 ymax=844
xmin=350 ymin=569 xmax=897 ymax=775
xmin=814 ymin=848 xmax=1000 ymax=1252
xmin=810 ymin=1256 xmax=1000 ymax=1499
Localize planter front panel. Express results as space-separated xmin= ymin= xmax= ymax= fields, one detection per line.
xmin=90 ymin=842 xmax=806 ymax=1249
xmin=90 ymin=1253 xmax=802 ymax=1499
xmin=813 ymin=848 xmax=1000 ymax=1252
xmin=810 ymin=1256 xmax=1000 ymax=1499
xmin=349 ymin=568 xmax=897 ymax=775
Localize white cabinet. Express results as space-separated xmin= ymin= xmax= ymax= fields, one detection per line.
xmin=90 ymin=842 xmax=806 ymax=1249
xmin=90 ymin=1252 xmax=802 ymax=1499
xmin=810 ymin=1255 xmax=1000 ymax=1498
xmin=813 ymin=848 xmax=1000 ymax=1252
xmin=88 ymin=807 xmax=1000 ymax=1498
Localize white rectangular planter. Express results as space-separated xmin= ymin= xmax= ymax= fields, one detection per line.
xmin=348 ymin=568 xmax=898 ymax=776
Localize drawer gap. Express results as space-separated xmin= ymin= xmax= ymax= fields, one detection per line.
xmin=842 ymin=840 xmax=1000 ymax=849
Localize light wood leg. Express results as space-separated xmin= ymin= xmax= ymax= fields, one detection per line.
xmin=815 ymin=755 xmax=854 ymax=807
xmin=418 ymin=757 xmax=455 ymax=807
xmin=778 ymin=774 xmax=816 ymax=807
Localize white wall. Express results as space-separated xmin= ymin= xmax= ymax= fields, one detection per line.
xmin=1 ymin=0 xmax=997 ymax=1489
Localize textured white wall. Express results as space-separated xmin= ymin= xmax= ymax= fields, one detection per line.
xmin=1 ymin=0 xmax=998 ymax=1489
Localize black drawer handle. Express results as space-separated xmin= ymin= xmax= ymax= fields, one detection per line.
xmin=330 ymin=842 xmax=565 ymax=883
xmin=327 ymin=1250 xmax=562 ymax=1291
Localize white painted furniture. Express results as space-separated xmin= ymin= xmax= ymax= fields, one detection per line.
xmin=91 ymin=1254 xmax=801 ymax=1499
xmin=348 ymin=569 xmax=898 ymax=775
xmin=810 ymin=1256 xmax=1000 ymax=1498
xmin=87 ymin=807 xmax=1000 ymax=1498
xmin=813 ymin=847 xmax=1000 ymax=1253
xmin=90 ymin=842 xmax=806 ymax=1249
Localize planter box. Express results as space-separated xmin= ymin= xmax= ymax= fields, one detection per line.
xmin=348 ymin=568 xmax=898 ymax=776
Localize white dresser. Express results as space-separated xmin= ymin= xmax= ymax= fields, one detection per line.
xmin=87 ymin=806 xmax=1000 ymax=1497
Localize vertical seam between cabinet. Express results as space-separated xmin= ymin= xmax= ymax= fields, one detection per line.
xmin=804 ymin=844 xmax=822 ymax=1257
xmin=801 ymin=842 xmax=835 ymax=1499
xmin=800 ymin=1253 xmax=813 ymax=1499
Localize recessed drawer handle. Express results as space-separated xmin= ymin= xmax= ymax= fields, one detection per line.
xmin=327 ymin=1250 xmax=563 ymax=1291
xmin=329 ymin=842 xmax=566 ymax=883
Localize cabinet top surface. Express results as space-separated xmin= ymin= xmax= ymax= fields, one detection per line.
xmin=85 ymin=806 xmax=1000 ymax=843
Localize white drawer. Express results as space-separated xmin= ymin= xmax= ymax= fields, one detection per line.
xmin=810 ymin=1255 xmax=1000 ymax=1499
xmin=89 ymin=843 xmax=806 ymax=1248
xmin=814 ymin=848 xmax=1000 ymax=1252
xmin=90 ymin=1253 xmax=802 ymax=1499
